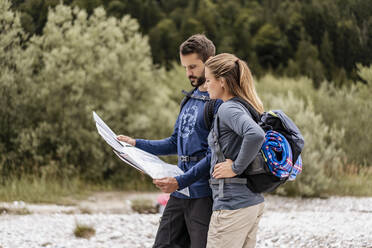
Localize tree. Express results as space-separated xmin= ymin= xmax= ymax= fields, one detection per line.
xmin=252 ymin=23 xmax=289 ymax=69
xmin=149 ymin=18 xmax=180 ymax=68
xmin=0 ymin=3 xmax=178 ymax=186
xmin=288 ymin=36 xmax=325 ymax=87
xmin=0 ymin=0 xmax=35 ymax=177
xmin=10 ymin=0 xmax=372 ymax=85
xmin=319 ymin=31 xmax=334 ymax=81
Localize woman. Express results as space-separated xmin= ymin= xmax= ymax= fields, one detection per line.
xmin=205 ymin=53 xmax=266 ymax=248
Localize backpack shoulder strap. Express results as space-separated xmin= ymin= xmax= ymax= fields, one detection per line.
xmin=203 ymin=99 xmax=217 ymax=130
xmin=180 ymin=88 xmax=212 ymax=113
xmin=179 ymin=88 xmax=196 ymax=112
xmin=231 ymin=97 xmax=261 ymax=124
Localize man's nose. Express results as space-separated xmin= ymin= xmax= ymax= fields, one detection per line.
xmin=186 ymin=69 xmax=193 ymax=77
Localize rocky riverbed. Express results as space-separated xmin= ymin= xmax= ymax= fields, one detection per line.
xmin=0 ymin=193 xmax=371 ymax=248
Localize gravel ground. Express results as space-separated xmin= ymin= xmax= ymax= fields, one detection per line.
xmin=0 ymin=194 xmax=371 ymax=248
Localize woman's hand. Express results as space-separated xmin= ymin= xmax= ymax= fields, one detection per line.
xmin=117 ymin=135 xmax=136 ymax=146
xmin=212 ymin=159 xmax=237 ymax=178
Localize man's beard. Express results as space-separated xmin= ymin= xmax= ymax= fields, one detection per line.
xmin=189 ymin=74 xmax=206 ymax=88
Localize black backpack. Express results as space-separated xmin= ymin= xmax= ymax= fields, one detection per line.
xmin=205 ymin=97 xmax=305 ymax=193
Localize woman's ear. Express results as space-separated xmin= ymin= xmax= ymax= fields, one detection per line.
xmin=219 ymin=77 xmax=226 ymax=90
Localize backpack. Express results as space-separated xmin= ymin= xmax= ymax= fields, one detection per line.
xmin=205 ymin=97 xmax=304 ymax=193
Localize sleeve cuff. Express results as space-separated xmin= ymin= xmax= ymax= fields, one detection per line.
xmin=231 ymin=162 xmax=242 ymax=175
xmin=135 ymin=139 xmax=145 ymax=149
xmin=175 ymin=176 xmax=186 ymax=190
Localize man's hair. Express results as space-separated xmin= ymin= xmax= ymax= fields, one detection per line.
xmin=179 ymin=34 xmax=216 ymax=62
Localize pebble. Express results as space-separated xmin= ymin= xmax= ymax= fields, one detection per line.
xmin=0 ymin=196 xmax=371 ymax=247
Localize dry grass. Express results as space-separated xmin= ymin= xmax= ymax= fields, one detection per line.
xmin=79 ymin=207 xmax=92 ymax=214
xmin=131 ymin=198 xmax=158 ymax=214
xmin=73 ymin=223 xmax=96 ymax=239
xmin=0 ymin=176 xmax=90 ymax=204
xmin=60 ymin=209 xmax=76 ymax=215
xmin=0 ymin=207 xmax=31 ymax=215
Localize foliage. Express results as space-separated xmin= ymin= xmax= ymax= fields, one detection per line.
xmin=11 ymin=0 xmax=372 ymax=86
xmin=258 ymin=79 xmax=344 ymax=197
xmin=1 ymin=1 xmax=372 ymax=198
xmin=257 ymin=73 xmax=372 ymax=196
xmin=311 ymin=65 xmax=372 ymax=166
xmin=257 ymin=66 xmax=372 ymax=167
xmin=0 ymin=2 xmax=178 ymax=185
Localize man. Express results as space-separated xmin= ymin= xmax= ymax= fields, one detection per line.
xmin=117 ymin=34 xmax=220 ymax=248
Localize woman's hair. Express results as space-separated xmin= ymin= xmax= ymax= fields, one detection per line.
xmin=205 ymin=53 xmax=264 ymax=114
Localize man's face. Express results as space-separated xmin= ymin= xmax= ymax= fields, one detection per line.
xmin=180 ymin=53 xmax=206 ymax=87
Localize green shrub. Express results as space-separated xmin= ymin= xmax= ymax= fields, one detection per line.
xmin=0 ymin=2 xmax=178 ymax=186
xmin=1 ymin=0 xmax=371 ymax=198
xmin=311 ymin=66 xmax=372 ymax=166
xmin=260 ymin=91 xmax=343 ymax=197
xmin=257 ymin=70 xmax=372 ymax=167
xmin=256 ymin=73 xmax=372 ymax=196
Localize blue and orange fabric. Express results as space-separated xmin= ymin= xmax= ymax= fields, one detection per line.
xmin=261 ymin=130 xmax=302 ymax=180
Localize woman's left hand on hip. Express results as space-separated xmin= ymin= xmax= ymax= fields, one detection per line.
xmin=212 ymin=159 xmax=237 ymax=178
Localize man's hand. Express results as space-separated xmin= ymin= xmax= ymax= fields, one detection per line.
xmin=212 ymin=159 xmax=237 ymax=178
xmin=153 ymin=177 xmax=179 ymax=193
xmin=117 ymin=135 xmax=136 ymax=146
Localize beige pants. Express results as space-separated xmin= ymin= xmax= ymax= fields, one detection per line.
xmin=207 ymin=202 xmax=264 ymax=248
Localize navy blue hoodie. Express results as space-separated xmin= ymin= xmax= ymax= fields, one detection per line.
xmin=136 ymin=89 xmax=221 ymax=199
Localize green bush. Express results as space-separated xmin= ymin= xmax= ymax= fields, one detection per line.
xmin=259 ymin=90 xmax=344 ymax=197
xmin=256 ymin=73 xmax=372 ymax=196
xmin=0 ymin=2 xmax=179 ymax=186
xmin=1 ymin=0 xmax=371 ymax=198
xmin=311 ymin=66 xmax=372 ymax=166
xmin=257 ymin=71 xmax=372 ymax=167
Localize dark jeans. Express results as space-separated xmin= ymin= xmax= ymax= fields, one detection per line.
xmin=153 ymin=195 xmax=213 ymax=248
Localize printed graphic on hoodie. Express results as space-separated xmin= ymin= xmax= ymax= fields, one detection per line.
xmin=179 ymin=105 xmax=198 ymax=138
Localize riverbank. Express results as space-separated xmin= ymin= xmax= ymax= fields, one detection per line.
xmin=0 ymin=193 xmax=371 ymax=247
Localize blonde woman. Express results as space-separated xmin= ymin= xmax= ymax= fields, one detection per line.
xmin=205 ymin=53 xmax=265 ymax=248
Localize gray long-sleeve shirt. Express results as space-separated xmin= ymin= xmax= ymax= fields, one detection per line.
xmin=208 ymin=99 xmax=265 ymax=210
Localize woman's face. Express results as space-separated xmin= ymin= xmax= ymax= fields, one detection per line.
xmin=205 ymin=67 xmax=224 ymax=99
